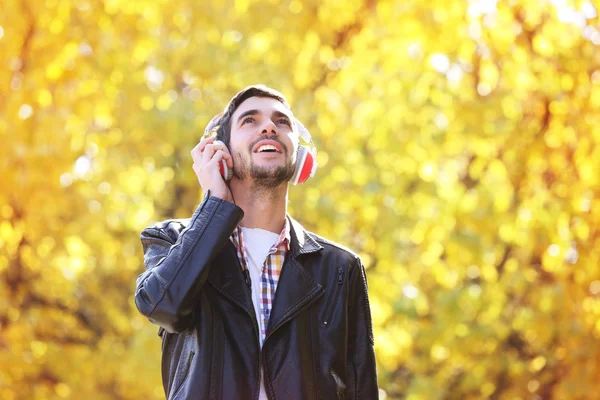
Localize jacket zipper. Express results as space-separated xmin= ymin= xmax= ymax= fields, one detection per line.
xmin=215 ymin=247 xmax=262 ymax=400
xmin=260 ymin=283 xmax=324 ymax=399
xmin=259 ymin=285 xmax=324 ymax=400
xmin=245 ymin=270 xmax=262 ymax=400
xmin=322 ymin=266 xmax=344 ymax=326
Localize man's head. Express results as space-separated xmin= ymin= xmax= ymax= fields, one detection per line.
xmin=216 ymin=85 xmax=290 ymax=147
xmin=214 ymin=85 xmax=299 ymax=188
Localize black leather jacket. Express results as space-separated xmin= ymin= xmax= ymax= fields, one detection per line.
xmin=134 ymin=193 xmax=378 ymax=399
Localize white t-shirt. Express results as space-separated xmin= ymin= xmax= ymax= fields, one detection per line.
xmin=240 ymin=227 xmax=280 ymax=400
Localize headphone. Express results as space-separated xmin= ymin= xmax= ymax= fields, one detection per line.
xmin=202 ymin=113 xmax=318 ymax=185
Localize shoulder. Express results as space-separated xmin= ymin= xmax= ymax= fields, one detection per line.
xmin=308 ymin=231 xmax=361 ymax=266
xmin=288 ymin=215 xmax=361 ymax=266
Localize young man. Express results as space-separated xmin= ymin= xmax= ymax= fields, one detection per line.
xmin=134 ymin=85 xmax=378 ymax=399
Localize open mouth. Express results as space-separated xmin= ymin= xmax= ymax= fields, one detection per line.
xmin=252 ymin=140 xmax=284 ymax=154
xmin=257 ymin=144 xmax=279 ymax=153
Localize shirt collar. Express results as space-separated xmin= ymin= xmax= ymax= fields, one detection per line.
xmin=280 ymin=215 xmax=291 ymax=251
xmin=231 ymin=217 xmax=291 ymax=252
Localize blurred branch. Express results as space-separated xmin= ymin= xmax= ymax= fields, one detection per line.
xmin=460 ymin=154 xmax=478 ymax=190
xmin=538 ymin=340 xmax=566 ymax=399
xmin=513 ymin=6 xmax=548 ymax=54
xmin=388 ymin=365 xmax=413 ymax=398
xmin=99 ymin=380 xmax=126 ymax=400
xmin=4 ymin=200 xmax=32 ymax=300
xmin=23 ymin=293 xmax=104 ymax=344
xmin=309 ymin=0 xmax=377 ymax=91
xmin=367 ymin=255 xmax=378 ymax=270
xmin=489 ymin=368 xmax=508 ymax=400
xmin=530 ymin=255 xmax=556 ymax=284
xmin=5 ymin=236 xmax=28 ymax=298
xmin=28 ymin=368 xmax=61 ymax=386
xmin=495 ymin=246 xmax=511 ymax=276
xmin=472 ymin=45 xmax=481 ymax=96
xmin=0 ymin=1 xmax=34 ymax=111
xmin=34 ymin=331 xmax=98 ymax=346
xmin=18 ymin=0 xmax=36 ymax=74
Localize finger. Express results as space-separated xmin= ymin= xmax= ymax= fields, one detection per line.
xmin=215 ymin=143 xmax=233 ymax=168
xmin=192 ymin=136 xmax=216 ymax=157
xmin=212 ymin=140 xmax=232 ymax=163
xmin=206 ymin=141 xmax=228 ymax=156
xmin=211 ymin=149 xmax=231 ymax=163
xmin=199 ymin=136 xmax=216 ymax=153
xmin=202 ymin=143 xmax=230 ymax=166
xmin=202 ymin=143 xmax=217 ymax=164
xmin=209 ymin=150 xmax=232 ymax=170
xmin=213 ymin=140 xmax=229 ymax=151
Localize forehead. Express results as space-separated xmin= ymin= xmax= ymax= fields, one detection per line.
xmin=232 ymin=96 xmax=293 ymax=120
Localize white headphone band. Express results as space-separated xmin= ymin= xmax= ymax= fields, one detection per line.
xmin=294 ymin=118 xmax=313 ymax=145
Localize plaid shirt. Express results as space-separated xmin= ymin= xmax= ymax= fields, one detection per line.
xmin=230 ymin=218 xmax=291 ymax=342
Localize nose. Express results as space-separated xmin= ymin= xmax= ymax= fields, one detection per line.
xmin=260 ymin=119 xmax=278 ymax=136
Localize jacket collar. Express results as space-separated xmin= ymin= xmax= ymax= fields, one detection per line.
xmin=207 ymin=242 xmax=255 ymax=321
xmin=287 ymin=215 xmax=323 ymax=258
xmin=265 ymin=216 xmax=323 ymax=339
xmin=207 ymin=215 xmax=324 ymax=341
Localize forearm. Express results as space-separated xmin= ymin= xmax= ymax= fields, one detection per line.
xmin=134 ymin=194 xmax=243 ymax=332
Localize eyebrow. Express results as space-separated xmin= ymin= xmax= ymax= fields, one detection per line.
xmin=237 ymin=109 xmax=259 ymax=124
xmin=272 ymin=111 xmax=292 ymax=124
xmin=236 ymin=109 xmax=293 ymax=125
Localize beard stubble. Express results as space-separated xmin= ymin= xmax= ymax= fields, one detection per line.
xmin=232 ymin=139 xmax=296 ymax=189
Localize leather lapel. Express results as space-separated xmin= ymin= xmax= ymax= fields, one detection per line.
xmin=266 ymin=217 xmax=324 ymax=339
xmin=207 ymin=241 xmax=255 ymax=319
xmin=266 ymin=257 xmax=324 ymax=338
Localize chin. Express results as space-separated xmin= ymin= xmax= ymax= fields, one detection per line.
xmin=249 ymin=162 xmax=295 ymax=185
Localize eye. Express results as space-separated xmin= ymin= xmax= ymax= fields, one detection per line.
xmin=242 ymin=117 xmax=254 ymax=125
xmin=277 ymin=119 xmax=291 ymax=126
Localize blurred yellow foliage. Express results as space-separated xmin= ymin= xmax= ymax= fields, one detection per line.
xmin=2 ymin=0 xmax=600 ymax=399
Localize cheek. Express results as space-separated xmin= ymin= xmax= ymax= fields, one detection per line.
xmin=228 ymin=137 xmax=246 ymax=153
xmin=229 ymin=143 xmax=250 ymax=162
xmin=289 ymin=137 xmax=300 ymax=154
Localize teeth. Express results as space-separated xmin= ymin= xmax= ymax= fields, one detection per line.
xmin=258 ymin=145 xmax=277 ymax=152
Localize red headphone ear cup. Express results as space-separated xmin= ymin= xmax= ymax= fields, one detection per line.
xmin=219 ymin=159 xmax=233 ymax=181
xmin=297 ymin=148 xmax=315 ymax=184
xmin=292 ymin=145 xmax=316 ymax=185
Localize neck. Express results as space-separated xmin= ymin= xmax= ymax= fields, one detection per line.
xmin=229 ymin=178 xmax=288 ymax=234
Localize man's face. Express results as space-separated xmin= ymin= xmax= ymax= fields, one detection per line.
xmin=228 ymin=96 xmax=298 ymax=187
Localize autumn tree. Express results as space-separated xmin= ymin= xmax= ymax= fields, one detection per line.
xmin=1 ymin=0 xmax=599 ymax=399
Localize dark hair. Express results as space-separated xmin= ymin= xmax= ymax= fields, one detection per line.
xmin=215 ymin=84 xmax=290 ymax=146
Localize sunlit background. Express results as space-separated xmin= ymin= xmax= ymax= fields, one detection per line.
xmin=2 ymin=0 xmax=600 ymax=398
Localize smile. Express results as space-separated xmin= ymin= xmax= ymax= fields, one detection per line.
xmin=257 ymin=144 xmax=278 ymax=153
xmin=252 ymin=139 xmax=285 ymax=154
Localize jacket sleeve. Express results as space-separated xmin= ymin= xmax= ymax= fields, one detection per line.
xmin=346 ymin=257 xmax=379 ymax=399
xmin=134 ymin=192 xmax=244 ymax=333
